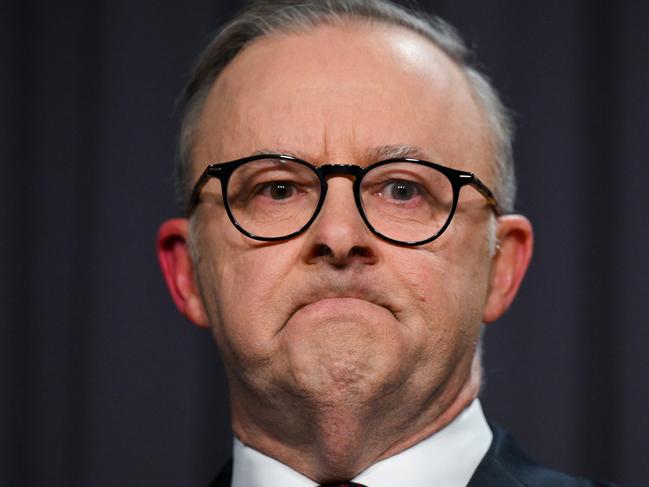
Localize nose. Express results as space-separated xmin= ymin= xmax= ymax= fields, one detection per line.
xmin=302 ymin=177 xmax=379 ymax=267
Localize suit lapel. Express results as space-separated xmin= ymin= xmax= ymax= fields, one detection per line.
xmin=467 ymin=425 xmax=526 ymax=487
xmin=208 ymin=459 xmax=232 ymax=487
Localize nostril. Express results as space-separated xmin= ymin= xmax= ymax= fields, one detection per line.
xmin=315 ymin=244 xmax=334 ymax=258
xmin=349 ymin=246 xmax=370 ymax=259
xmin=308 ymin=243 xmax=374 ymax=266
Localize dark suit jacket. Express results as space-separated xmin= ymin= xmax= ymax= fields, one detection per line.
xmin=209 ymin=425 xmax=616 ymax=486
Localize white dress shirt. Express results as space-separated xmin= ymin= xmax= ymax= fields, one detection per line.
xmin=231 ymin=399 xmax=493 ymax=487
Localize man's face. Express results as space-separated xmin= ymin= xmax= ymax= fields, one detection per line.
xmin=189 ymin=23 xmax=497 ymax=425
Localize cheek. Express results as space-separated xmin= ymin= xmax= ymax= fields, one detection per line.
xmin=393 ymin=258 xmax=462 ymax=336
xmin=436 ymin=220 xmax=493 ymax=304
xmin=388 ymin=244 xmax=488 ymax=348
xmin=199 ymin=235 xmax=300 ymax=365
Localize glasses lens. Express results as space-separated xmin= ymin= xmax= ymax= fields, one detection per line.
xmin=360 ymin=162 xmax=454 ymax=243
xmin=226 ymin=158 xmax=321 ymax=238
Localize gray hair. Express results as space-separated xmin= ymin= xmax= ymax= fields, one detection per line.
xmin=175 ymin=0 xmax=516 ymax=213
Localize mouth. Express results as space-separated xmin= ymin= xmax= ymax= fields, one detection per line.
xmin=296 ymin=286 xmax=389 ymax=309
xmin=284 ymin=292 xmax=398 ymax=331
xmin=275 ymin=276 xmax=402 ymax=336
xmin=298 ymin=296 xmax=381 ymax=312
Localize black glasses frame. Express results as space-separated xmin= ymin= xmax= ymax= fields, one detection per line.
xmin=187 ymin=153 xmax=501 ymax=246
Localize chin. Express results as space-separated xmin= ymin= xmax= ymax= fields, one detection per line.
xmin=279 ymin=329 xmax=410 ymax=406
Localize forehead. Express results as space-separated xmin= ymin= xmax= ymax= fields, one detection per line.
xmin=195 ymin=22 xmax=491 ymax=175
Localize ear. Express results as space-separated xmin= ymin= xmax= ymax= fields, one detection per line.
xmin=156 ymin=218 xmax=209 ymax=328
xmin=483 ymin=215 xmax=534 ymax=323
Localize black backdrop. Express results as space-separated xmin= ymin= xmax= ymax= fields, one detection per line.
xmin=2 ymin=1 xmax=648 ymax=486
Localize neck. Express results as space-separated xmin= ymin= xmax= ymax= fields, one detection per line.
xmin=229 ymin=353 xmax=482 ymax=483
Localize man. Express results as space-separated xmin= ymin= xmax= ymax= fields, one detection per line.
xmin=157 ymin=1 xmax=613 ymax=485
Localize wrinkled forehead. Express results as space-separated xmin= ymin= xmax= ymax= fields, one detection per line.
xmin=193 ymin=22 xmax=492 ymax=180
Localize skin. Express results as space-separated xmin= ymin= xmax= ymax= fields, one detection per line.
xmin=158 ymin=22 xmax=533 ymax=483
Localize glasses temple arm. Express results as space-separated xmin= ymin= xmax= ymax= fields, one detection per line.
xmin=186 ymin=169 xmax=212 ymax=216
xmin=468 ymin=176 xmax=503 ymax=216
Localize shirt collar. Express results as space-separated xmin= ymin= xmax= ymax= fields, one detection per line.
xmin=232 ymin=399 xmax=492 ymax=487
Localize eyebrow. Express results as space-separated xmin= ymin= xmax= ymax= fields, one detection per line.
xmin=364 ymin=144 xmax=431 ymax=162
xmin=251 ymin=148 xmax=313 ymax=163
xmin=253 ymin=144 xmax=433 ymax=164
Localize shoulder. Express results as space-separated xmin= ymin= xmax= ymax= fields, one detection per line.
xmin=468 ymin=425 xmax=617 ymax=487
xmin=208 ymin=459 xmax=232 ymax=487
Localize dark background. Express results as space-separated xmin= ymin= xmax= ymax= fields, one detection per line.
xmin=2 ymin=0 xmax=647 ymax=486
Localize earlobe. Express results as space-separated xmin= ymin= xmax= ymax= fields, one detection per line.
xmin=156 ymin=218 xmax=209 ymax=328
xmin=483 ymin=215 xmax=534 ymax=323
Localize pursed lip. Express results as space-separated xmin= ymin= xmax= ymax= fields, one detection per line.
xmin=296 ymin=296 xmax=382 ymax=313
xmin=276 ymin=288 xmax=400 ymax=336
xmin=288 ymin=288 xmax=397 ymax=322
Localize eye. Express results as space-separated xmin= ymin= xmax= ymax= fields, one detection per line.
xmin=260 ymin=181 xmax=295 ymax=200
xmin=383 ymin=180 xmax=420 ymax=201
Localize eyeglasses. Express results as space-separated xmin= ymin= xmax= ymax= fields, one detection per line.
xmin=187 ymin=154 xmax=501 ymax=246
